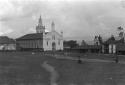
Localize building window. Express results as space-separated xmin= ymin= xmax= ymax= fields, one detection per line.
xmin=58 ymin=40 xmax=60 ymax=45
xmin=47 ymin=41 xmax=48 ymax=46
xmin=54 ymin=36 xmax=55 ymax=40
xmin=35 ymin=41 xmax=37 ymax=48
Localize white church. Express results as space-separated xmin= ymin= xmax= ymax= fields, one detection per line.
xmin=16 ymin=16 xmax=63 ymax=51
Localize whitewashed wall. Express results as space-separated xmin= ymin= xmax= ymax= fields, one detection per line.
xmin=43 ymin=31 xmax=63 ymax=51
xmin=109 ymin=44 xmax=112 ymax=54
xmin=109 ymin=44 xmax=116 ymax=54
xmin=0 ymin=44 xmax=16 ymax=50
xmin=113 ymin=44 xmax=116 ymax=54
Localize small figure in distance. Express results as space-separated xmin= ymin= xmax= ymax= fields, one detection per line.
xmin=115 ymin=54 xmax=119 ymax=63
xmin=32 ymin=52 xmax=35 ymax=55
xmin=78 ymin=56 xmax=82 ymax=64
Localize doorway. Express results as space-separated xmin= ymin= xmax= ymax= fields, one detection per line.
xmin=52 ymin=42 xmax=56 ymax=51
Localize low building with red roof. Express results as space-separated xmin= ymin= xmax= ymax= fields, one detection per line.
xmin=102 ymin=35 xmax=125 ymax=54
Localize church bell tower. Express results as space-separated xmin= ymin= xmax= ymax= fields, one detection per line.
xmin=51 ymin=21 xmax=55 ymax=32
xmin=36 ymin=15 xmax=45 ymax=33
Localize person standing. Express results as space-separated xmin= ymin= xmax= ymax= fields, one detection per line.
xmin=78 ymin=56 xmax=82 ymax=64
xmin=115 ymin=54 xmax=119 ymax=63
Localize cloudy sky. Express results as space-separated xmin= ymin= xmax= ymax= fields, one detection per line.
xmin=0 ymin=0 xmax=125 ymax=41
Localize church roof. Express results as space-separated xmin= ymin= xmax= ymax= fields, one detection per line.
xmin=16 ymin=33 xmax=43 ymax=40
xmin=0 ymin=36 xmax=15 ymax=44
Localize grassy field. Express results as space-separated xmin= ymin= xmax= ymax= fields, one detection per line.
xmin=0 ymin=52 xmax=125 ymax=85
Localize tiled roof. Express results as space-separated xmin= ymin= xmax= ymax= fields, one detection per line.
xmin=104 ymin=38 xmax=124 ymax=45
xmin=104 ymin=36 xmax=116 ymax=44
xmin=16 ymin=33 xmax=44 ymax=40
xmin=0 ymin=36 xmax=15 ymax=44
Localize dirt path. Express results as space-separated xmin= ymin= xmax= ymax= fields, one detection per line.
xmin=42 ymin=61 xmax=59 ymax=85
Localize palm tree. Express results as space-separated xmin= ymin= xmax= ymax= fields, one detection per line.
xmin=117 ymin=26 xmax=124 ymax=40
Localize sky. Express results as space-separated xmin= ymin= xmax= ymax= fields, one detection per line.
xmin=0 ymin=0 xmax=125 ymax=42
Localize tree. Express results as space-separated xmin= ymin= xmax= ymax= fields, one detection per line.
xmin=117 ymin=26 xmax=123 ymax=30
xmin=119 ymin=32 xmax=124 ymax=38
xmin=117 ymin=26 xmax=124 ymax=39
xmin=94 ymin=35 xmax=103 ymax=45
xmin=98 ymin=35 xmax=103 ymax=44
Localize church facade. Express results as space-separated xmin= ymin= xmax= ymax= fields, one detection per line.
xmin=16 ymin=16 xmax=63 ymax=51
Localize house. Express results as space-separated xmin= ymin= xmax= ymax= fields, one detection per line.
xmin=16 ymin=16 xmax=63 ymax=51
xmin=0 ymin=36 xmax=16 ymax=51
xmin=102 ymin=35 xmax=125 ymax=54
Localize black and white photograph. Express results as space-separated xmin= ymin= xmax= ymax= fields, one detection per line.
xmin=0 ymin=0 xmax=125 ymax=85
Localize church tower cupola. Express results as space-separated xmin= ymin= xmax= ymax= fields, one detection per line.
xmin=38 ymin=15 xmax=42 ymax=26
xmin=51 ymin=21 xmax=55 ymax=32
xmin=36 ymin=15 xmax=45 ymax=33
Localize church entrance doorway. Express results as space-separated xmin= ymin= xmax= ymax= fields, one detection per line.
xmin=52 ymin=42 xmax=56 ymax=51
